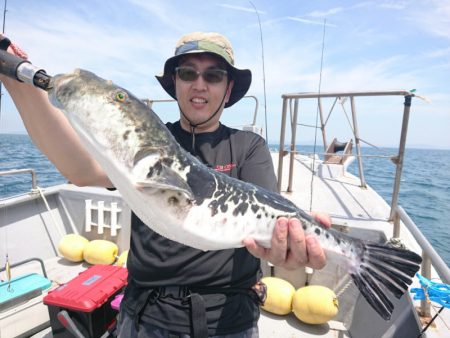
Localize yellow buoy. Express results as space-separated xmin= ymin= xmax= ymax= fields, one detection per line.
xmin=83 ymin=240 xmax=118 ymax=265
xmin=116 ymin=250 xmax=129 ymax=267
xmin=292 ymin=285 xmax=339 ymax=324
xmin=260 ymin=277 xmax=296 ymax=315
xmin=58 ymin=234 xmax=89 ymax=262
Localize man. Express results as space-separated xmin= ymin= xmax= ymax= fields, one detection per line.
xmin=1 ymin=32 xmax=329 ymax=337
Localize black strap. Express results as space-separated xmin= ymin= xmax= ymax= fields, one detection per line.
xmin=185 ymin=286 xmax=263 ymax=338
xmin=190 ymin=286 xmax=264 ymax=304
xmin=188 ymin=293 xmax=208 ymax=338
xmin=132 ymin=285 xmax=260 ymax=337
xmin=133 ymin=288 xmax=160 ymax=330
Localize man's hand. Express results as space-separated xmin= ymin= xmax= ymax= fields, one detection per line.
xmin=0 ymin=34 xmax=28 ymax=59
xmin=0 ymin=35 xmax=28 ymax=84
xmin=243 ymin=212 xmax=332 ymax=270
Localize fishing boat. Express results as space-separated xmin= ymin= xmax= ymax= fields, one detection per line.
xmin=0 ymin=89 xmax=449 ymax=338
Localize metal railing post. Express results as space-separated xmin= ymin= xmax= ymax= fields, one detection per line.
xmin=420 ymin=254 xmax=432 ymax=318
xmin=0 ymin=168 xmax=37 ymax=192
xmin=288 ymin=99 xmax=299 ymax=192
xmin=392 ymin=210 xmax=400 ymax=238
xmin=350 ymin=96 xmax=367 ymax=188
xmin=247 ymin=95 xmax=259 ymax=126
xmin=277 ymin=97 xmax=289 ymax=193
xmin=318 ymin=97 xmax=327 ymax=151
xmin=389 ymin=95 xmax=412 ymax=221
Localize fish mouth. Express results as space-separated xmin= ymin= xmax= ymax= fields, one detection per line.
xmin=48 ymin=76 xmax=69 ymax=92
xmin=52 ymin=69 xmax=81 ymax=88
xmin=47 ymin=69 xmax=82 ymax=99
xmin=47 ymin=70 xmax=81 ymax=108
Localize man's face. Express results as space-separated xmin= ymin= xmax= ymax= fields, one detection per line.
xmin=174 ymin=54 xmax=234 ymax=133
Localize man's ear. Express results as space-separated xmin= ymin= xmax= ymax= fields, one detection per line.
xmin=225 ymin=79 xmax=235 ymax=103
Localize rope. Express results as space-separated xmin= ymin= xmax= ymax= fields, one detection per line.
xmin=36 ymin=186 xmax=64 ymax=251
xmin=1 ymin=200 xmax=6 ymax=260
xmin=387 ymin=237 xmax=406 ymax=249
xmin=335 ymin=275 xmax=354 ymax=299
xmin=1 ymin=185 xmax=9 ymax=285
xmin=309 ymin=18 xmax=327 ymax=212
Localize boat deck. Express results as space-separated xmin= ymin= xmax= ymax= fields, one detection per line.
xmin=0 ymin=153 xmax=448 ymax=337
xmin=255 ymin=153 xmax=434 ymax=338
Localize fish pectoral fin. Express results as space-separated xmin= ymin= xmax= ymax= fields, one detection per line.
xmin=132 ymin=157 xmax=194 ymax=199
xmin=135 ymin=171 xmax=193 ymax=199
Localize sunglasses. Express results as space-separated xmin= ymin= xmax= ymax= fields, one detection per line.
xmin=175 ymin=66 xmax=228 ymax=84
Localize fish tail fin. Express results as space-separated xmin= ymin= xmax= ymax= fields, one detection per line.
xmin=350 ymin=242 xmax=422 ymax=320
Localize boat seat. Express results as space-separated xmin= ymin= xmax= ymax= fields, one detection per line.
xmin=1 ymin=256 xmax=88 ymax=288
xmin=326 ymin=155 xmax=343 ymax=164
xmin=0 ymin=273 xmax=51 ymax=312
xmin=324 ymin=138 xmax=353 ymax=165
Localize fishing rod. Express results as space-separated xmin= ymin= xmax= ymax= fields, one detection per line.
xmin=0 ymin=0 xmax=10 ymax=291
xmin=0 ymin=36 xmax=52 ymax=90
xmin=0 ymin=0 xmax=51 ymax=292
xmin=248 ymin=1 xmax=268 ymax=142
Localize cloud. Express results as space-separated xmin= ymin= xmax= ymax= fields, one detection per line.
xmin=287 ymin=17 xmax=337 ymax=27
xmin=349 ymin=2 xmax=373 ymax=10
xmin=3 ymin=2 xmax=178 ymax=108
xmin=218 ymin=3 xmax=266 ymax=15
xmin=1 ymin=0 xmax=449 ymax=148
xmin=407 ymin=1 xmax=450 ymax=39
xmin=321 ymin=56 xmax=419 ymax=92
xmin=379 ymin=1 xmax=409 ymax=10
xmin=422 ymin=47 xmax=450 ymax=59
xmin=128 ymin=0 xmax=178 ymax=30
xmin=308 ymin=7 xmax=344 ymax=17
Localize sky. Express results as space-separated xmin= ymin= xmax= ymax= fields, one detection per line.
xmin=0 ymin=0 xmax=449 ymax=149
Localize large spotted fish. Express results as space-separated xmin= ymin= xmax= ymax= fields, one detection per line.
xmin=48 ymin=69 xmax=421 ymax=320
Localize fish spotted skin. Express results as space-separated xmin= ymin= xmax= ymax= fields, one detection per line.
xmin=48 ymin=69 xmax=421 ymax=320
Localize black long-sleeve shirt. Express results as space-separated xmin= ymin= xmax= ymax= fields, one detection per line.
xmin=123 ymin=121 xmax=277 ymax=335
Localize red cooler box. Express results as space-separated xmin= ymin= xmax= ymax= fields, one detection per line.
xmin=44 ymin=265 xmax=128 ymax=338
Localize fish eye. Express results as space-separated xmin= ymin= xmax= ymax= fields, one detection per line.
xmin=114 ymin=90 xmax=128 ymax=102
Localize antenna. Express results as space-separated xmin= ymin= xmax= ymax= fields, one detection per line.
xmin=248 ymin=1 xmax=268 ymax=142
xmin=0 ymin=0 xmax=9 ymax=289
xmin=0 ymin=0 xmax=7 ymax=125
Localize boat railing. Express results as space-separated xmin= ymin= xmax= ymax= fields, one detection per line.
xmin=277 ymin=90 xmax=414 ymax=227
xmin=287 ymin=150 xmax=395 ymax=162
xmin=141 ymin=98 xmax=175 ymax=107
xmin=393 ymin=205 xmax=450 ymax=316
xmin=0 ymin=168 xmax=38 ymax=195
xmin=276 ymin=90 xmax=448 ymax=318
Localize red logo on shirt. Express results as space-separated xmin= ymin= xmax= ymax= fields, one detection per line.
xmin=214 ymin=163 xmax=236 ymax=172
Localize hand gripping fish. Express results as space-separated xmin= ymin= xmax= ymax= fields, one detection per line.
xmin=48 ymin=69 xmax=421 ymax=320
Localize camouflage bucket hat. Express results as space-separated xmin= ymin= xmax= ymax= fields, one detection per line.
xmin=156 ymin=32 xmax=252 ymax=108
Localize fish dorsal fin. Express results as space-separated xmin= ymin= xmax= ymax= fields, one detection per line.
xmin=132 ymin=154 xmax=193 ymax=199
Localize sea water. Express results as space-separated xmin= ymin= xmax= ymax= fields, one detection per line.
xmin=0 ymin=134 xmax=449 ymax=266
